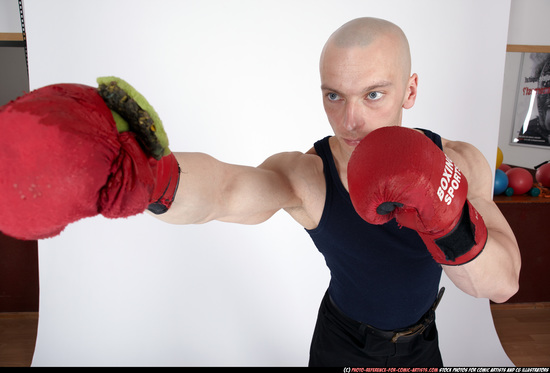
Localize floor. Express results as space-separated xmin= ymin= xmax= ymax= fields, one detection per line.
xmin=0 ymin=312 xmax=38 ymax=367
xmin=0 ymin=304 xmax=548 ymax=367
xmin=491 ymin=302 xmax=550 ymax=367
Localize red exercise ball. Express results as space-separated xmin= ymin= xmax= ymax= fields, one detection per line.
xmin=498 ymin=163 xmax=511 ymax=172
xmin=536 ymin=163 xmax=550 ymax=187
xmin=506 ymin=168 xmax=533 ymax=195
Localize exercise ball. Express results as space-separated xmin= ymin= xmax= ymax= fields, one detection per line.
xmin=498 ymin=163 xmax=511 ymax=172
xmin=536 ymin=163 xmax=550 ymax=187
xmin=506 ymin=167 xmax=533 ymax=195
xmin=494 ymin=169 xmax=508 ymax=195
xmin=496 ymin=147 xmax=503 ymax=169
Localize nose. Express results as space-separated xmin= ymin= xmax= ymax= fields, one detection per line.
xmin=343 ymin=100 xmax=363 ymax=131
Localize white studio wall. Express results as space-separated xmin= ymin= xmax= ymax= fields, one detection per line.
xmin=24 ymin=0 xmax=513 ymax=367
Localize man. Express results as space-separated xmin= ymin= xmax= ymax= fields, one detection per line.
xmin=152 ymin=17 xmax=520 ymax=366
xmin=0 ymin=17 xmax=520 ymax=367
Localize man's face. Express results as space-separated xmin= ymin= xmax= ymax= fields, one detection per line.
xmin=320 ymin=36 xmax=417 ymax=159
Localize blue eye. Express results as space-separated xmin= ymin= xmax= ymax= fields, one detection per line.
xmin=327 ymin=92 xmax=340 ymax=101
xmin=367 ymin=91 xmax=383 ymax=101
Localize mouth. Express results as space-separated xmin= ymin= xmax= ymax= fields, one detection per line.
xmin=343 ymin=138 xmax=364 ymax=148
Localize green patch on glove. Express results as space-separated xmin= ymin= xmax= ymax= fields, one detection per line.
xmin=97 ymin=76 xmax=169 ymax=160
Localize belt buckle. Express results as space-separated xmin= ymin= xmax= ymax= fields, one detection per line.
xmin=390 ymin=287 xmax=445 ymax=343
xmin=391 ymin=311 xmax=436 ymax=343
xmin=391 ymin=323 xmax=426 ymax=343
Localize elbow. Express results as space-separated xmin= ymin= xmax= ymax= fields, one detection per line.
xmin=457 ymin=278 xmax=519 ymax=304
xmin=463 ymin=265 xmax=521 ymax=303
xmin=491 ymin=257 xmax=522 ymax=303
xmin=490 ymin=283 xmax=519 ymax=304
xmin=489 ymin=275 xmax=520 ymax=304
xmin=487 ymin=246 xmax=522 ymax=303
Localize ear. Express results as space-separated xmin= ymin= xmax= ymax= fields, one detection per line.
xmin=402 ymin=73 xmax=418 ymax=109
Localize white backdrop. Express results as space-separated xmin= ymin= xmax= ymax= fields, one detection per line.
xmin=24 ymin=0 xmax=514 ymax=367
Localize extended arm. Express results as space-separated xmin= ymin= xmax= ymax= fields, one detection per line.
xmin=0 ymin=78 xmax=306 ymax=240
xmin=151 ymin=151 xmax=305 ymax=226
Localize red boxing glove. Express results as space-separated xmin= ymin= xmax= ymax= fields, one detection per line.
xmin=0 ymin=82 xmax=179 ymax=240
xmin=347 ymin=126 xmax=487 ymax=265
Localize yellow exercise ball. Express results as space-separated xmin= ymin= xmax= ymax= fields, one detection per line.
xmin=496 ymin=147 xmax=503 ymax=169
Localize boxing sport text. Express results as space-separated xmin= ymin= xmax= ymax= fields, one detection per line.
xmin=437 ymin=156 xmax=462 ymax=206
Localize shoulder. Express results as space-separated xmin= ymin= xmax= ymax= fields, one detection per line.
xmin=258 ymin=149 xmax=324 ymax=203
xmin=259 ymin=149 xmax=322 ymax=176
xmin=259 ymin=149 xmax=326 ymax=229
xmin=441 ymin=138 xmax=493 ymax=199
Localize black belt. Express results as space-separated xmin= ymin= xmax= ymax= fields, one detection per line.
xmin=329 ymin=287 xmax=445 ymax=344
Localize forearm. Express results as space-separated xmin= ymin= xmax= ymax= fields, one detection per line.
xmin=150 ymin=152 xmax=294 ymax=225
xmin=443 ymin=199 xmax=521 ymax=303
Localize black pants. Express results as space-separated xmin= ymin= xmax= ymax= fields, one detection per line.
xmin=309 ymin=291 xmax=444 ymax=367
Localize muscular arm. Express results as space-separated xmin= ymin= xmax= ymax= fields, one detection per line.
xmin=150 ymin=151 xmax=305 ymax=226
xmin=442 ymin=141 xmax=521 ymax=303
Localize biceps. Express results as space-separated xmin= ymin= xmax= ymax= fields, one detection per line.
xmin=215 ymin=164 xmax=297 ymax=224
xmin=169 ymin=152 xmax=300 ymax=225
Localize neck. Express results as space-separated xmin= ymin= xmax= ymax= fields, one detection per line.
xmin=329 ymin=137 xmax=351 ymax=191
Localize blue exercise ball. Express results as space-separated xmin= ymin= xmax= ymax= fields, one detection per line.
xmin=494 ymin=169 xmax=509 ymax=195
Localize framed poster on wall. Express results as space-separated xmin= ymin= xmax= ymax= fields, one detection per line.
xmin=509 ymin=45 xmax=550 ymax=147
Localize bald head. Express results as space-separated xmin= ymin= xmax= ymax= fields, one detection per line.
xmin=319 ymin=17 xmax=418 ymax=136
xmin=321 ymin=17 xmax=412 ymax=80
xmin=327 ymin=17 xmax=407 ymax=47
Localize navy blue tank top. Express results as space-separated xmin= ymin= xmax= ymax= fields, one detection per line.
xmin=306 ymin=129 xmax=443 ymax=330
